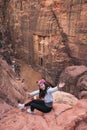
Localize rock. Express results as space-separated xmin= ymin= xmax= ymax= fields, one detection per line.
xmin=77 ymin=74 xmax=87 ymax=99
xmin=59 ymin=65 xmax=87 ymax=84
xmin=0 ymin=100 xmax=87 ymax=130
xmin=0 ymin=98 xmax=13 ymax=120
xmin=56 ymin=99 xmax=87 ymax=130
xmin=0 ymin=57 xmax=25 ymax=106
xmin=58 ymin=65 xmax=87 ymax=98
xmin=52 ymin=91 xmax=78 ymax=106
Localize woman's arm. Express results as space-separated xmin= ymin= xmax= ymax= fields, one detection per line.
xmin=29 ymin=90 xmax=39 ymax=97
xmin=48 ymin=86 xmax=58 ymax=93
xmin=48 ymin=82 xmax=65 ymax=93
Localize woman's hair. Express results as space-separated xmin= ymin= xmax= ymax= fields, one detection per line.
xmin=46 ymin=81 xmax=54 ymax=88
xmin=39 ymin=81 xmax=54 ymax=99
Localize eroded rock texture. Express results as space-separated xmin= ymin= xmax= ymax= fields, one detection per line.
xmin=0 ymin=0 xmax=87 ymax=84
xmin=0 ymin=100 xmax=87 ymax=130
xmin=0 ymin=56 xmax=26 ymax=106
xmin=59 ymin=65 xmax=87 ymax=98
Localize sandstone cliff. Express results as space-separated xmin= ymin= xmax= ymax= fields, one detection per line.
xmin=0 ymin=0 xmax=87 ymax=84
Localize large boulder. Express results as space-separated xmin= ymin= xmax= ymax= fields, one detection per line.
xmin=52 ymin=91 xmax=78 ymax=106
xmin=58 ymin=65 xmax=87 ymax=98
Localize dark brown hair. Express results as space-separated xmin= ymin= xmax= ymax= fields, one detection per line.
xmin=39 ymin=82 xmax=54 ymax=98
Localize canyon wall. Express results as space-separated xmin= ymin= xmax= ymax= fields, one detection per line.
xmin=0 ymin=0 xmax=87 ymax=84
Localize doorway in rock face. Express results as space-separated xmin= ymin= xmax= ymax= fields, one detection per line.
xmin=0 ymin=32 xmax=2 ymax=40
xmin=39 ymin=57 xmax=43 ymax=66
xmin=0 ymin=32 xmax=2 ymax=48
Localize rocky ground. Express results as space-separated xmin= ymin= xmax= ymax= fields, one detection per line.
xmin=0 ymin=100 xmax=87 ymax=130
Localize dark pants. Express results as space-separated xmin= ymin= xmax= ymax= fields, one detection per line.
xmin=25 ymin=99 xmax=52 ymax=113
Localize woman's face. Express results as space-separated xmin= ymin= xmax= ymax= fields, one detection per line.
xmin=39 ymin=83 xmax=45 ymax=90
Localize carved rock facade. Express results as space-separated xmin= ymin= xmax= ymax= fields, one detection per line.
xmin=0 ymin=0 xmax=87 ymax=83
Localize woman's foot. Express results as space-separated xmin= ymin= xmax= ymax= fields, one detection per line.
xmin=26 ymin=109 xmax=35 ymax=114
xmin=18 ymin=103 xmax=26 ymax=110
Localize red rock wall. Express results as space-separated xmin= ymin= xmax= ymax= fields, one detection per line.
xmin=0 ymin=0 xmax=87 ymax=83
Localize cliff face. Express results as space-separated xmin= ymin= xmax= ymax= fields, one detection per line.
xmin=0 ymin=0 xmax=87 ymax=82
xmin=53 ymin=0 xmax=87 ymax=62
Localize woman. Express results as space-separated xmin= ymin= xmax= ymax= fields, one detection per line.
xmin=18 ymin=79 xmax=65 ymax=114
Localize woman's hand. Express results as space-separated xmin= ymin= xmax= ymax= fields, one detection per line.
xmin=58 ymin=82 xmax=65 ymax=88
xmin=25 ymin=92 xmax=31 ymax=99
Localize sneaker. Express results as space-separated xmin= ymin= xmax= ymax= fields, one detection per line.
xmin=26 ymin=109 xmax=35 ymax=114
xmin=18 ymin=103 xmax=25 ymax=109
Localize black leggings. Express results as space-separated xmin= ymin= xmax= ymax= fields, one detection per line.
xmin=25 ymin=99 xmax=52 ymax=113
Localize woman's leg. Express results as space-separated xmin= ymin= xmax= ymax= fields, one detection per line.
xmin=25 ymin=99 xmax=44 ymax=106
xmin=25 ymin=100 xmax=52 ymax=113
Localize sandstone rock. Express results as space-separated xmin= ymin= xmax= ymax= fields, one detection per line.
xmin=0 ymin=98 xmax=13 ymax=120
xmin=52 ymin=91 xmax=78 ymax=106
xmin=77 ymin=73 xmax=87 ymax=99
xmin=0 ymin=57 xmax=25 ymax=106
xmin=59 ymin=65 xmax=87 ymax=84
xmin=58 ymin=65 xmax=87 ymax=98
xmin=0 ymin=100 xmax=87 ymax=130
